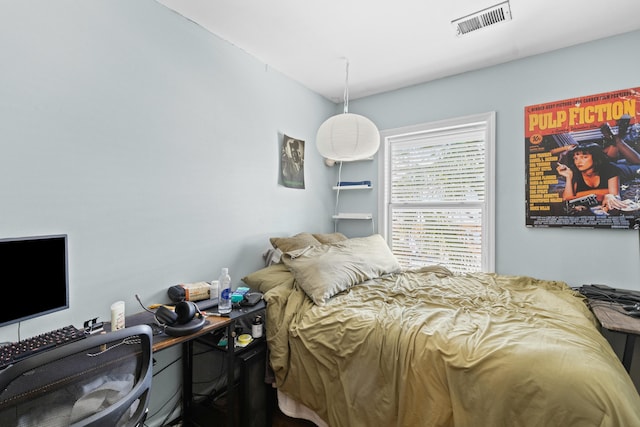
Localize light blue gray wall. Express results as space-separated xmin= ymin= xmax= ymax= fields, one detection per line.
xmin=0 ymin=0 xmax=337 ymax=344
xmin=1 ymin=3 xmax=339 ymax=421
xmin=3 ymin=0 xmax=640 ymax=420
xmin=347 ymin=29 xmax=640 ymax=290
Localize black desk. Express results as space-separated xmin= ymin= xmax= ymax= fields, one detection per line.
xmin=114 ymin=300 xmax=266 ymax=426
xmin=588 ymin=300 xmax=640 ymax=372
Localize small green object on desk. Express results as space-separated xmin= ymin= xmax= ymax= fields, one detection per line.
xmin=231 ymin=286 xmax=250 ymax=303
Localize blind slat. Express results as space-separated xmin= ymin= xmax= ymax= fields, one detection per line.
xmin=385 ymin=118 xmax=490 ymax=274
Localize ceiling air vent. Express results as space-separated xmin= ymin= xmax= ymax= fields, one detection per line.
xmin=452 ymin=1 xmax=512 ymax=36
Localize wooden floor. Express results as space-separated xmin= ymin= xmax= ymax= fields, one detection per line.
xmin=271 ymin=406 xmax=318 ymax=427
xmin=169 ymin=406 xmax=316 ymax=427
xmin=264 ymin=386 xmax=318 ymax=427
xmin=167 ymin=390 xmax=318 ymax=427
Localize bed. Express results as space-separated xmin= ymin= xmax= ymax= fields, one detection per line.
xmin=242 ymin=233 xmax=640 ymax=427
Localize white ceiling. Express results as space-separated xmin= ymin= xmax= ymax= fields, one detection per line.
xmin=156 ymin=0 xmax=640 ymax=103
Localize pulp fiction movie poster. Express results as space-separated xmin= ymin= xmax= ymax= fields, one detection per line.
xmin=525 ymin=87 xmax=640 ymax=228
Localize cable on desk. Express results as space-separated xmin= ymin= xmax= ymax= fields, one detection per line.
xmin=146 ymin=384 xmax=182 ymax=426
xmin=576 ymin=285 xmax=640 ymax=318
xmin=152 ymin=356 xmax=181 ymax=378
xmin=577 ymin=285 xmax=640 ymax=305
xmin=145 ymin=357 xmax=183 ymax=426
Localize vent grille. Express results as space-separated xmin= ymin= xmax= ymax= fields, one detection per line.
xmin=452 ymin=1 xmax=512 ymax=36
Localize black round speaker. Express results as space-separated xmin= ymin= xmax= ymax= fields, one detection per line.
xmin=155 ymin=302 xmax=206 ymax=337
xmin=164 ymin=313 xmax=206 ymax=337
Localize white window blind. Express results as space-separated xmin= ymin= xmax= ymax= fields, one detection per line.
xmin=379 ymin=112 xmax=495 ymax=273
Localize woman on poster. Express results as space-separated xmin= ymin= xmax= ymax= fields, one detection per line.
xmin=600 ymin=118 xmax=640 ymax=182
xmin=556 ymin=142 xmax=627 ymax=212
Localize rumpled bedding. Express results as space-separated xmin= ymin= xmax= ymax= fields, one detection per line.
xmin=265 ymin=266 xmax=640 ymax=427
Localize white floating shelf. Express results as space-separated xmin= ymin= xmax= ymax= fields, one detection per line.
xmin=332 ymin=213 xmax=373 ymax=220
xmin=332 ymin=185 xmax=373 ymax=190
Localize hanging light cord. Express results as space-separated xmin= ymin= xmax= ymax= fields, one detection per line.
xmin=343 ymin=59 xmax=349 ymax=114
xmin=334 ymin=161 xmax=343 ymax=219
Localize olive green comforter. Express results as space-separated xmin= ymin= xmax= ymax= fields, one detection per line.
xmin=263 ymin=267 xmax=640 ymax=427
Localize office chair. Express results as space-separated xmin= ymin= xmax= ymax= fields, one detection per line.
xmin=0 ymin=324 xmax=153 ymax=427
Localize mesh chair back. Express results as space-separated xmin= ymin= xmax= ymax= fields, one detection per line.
xmin=0 ymin=324 xmax=153 ymax=427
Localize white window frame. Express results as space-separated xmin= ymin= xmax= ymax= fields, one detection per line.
xmin=378 ymin=112 xmax=495 ymax=273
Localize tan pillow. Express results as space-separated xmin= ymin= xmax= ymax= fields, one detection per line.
xmin=282 ymin=234 xmax=401 ymax=306
xmin=312 ymin=232 xmax=348 ymax=244
xmin=269 ymin=232 xmax=320 ymax=252
xmin=242 ymin=264 xmax=294 ymax=293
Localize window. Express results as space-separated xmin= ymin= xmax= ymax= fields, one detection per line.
xmin=378 ymin=112 xmax=495 ymax=273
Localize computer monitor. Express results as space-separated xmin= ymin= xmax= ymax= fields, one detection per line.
xmin=0 ymin=234 xmax=69 ymax=327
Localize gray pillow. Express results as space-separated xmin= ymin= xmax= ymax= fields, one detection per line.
xmin=282 ymin=234 xmax=401 ymax=305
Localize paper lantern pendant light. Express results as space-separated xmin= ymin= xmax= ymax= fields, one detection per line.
xmin=316 ymin=60 xmax=380 ymax=166
xmin=316 ymin=113 xmax=380 ymax=162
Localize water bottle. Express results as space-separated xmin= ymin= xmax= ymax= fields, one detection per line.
xmin=218 ymin=268 xmax=232 ymax=314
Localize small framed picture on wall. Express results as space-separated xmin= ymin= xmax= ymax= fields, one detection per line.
xmin=281 ymin=134 xmax=305 ymax=189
